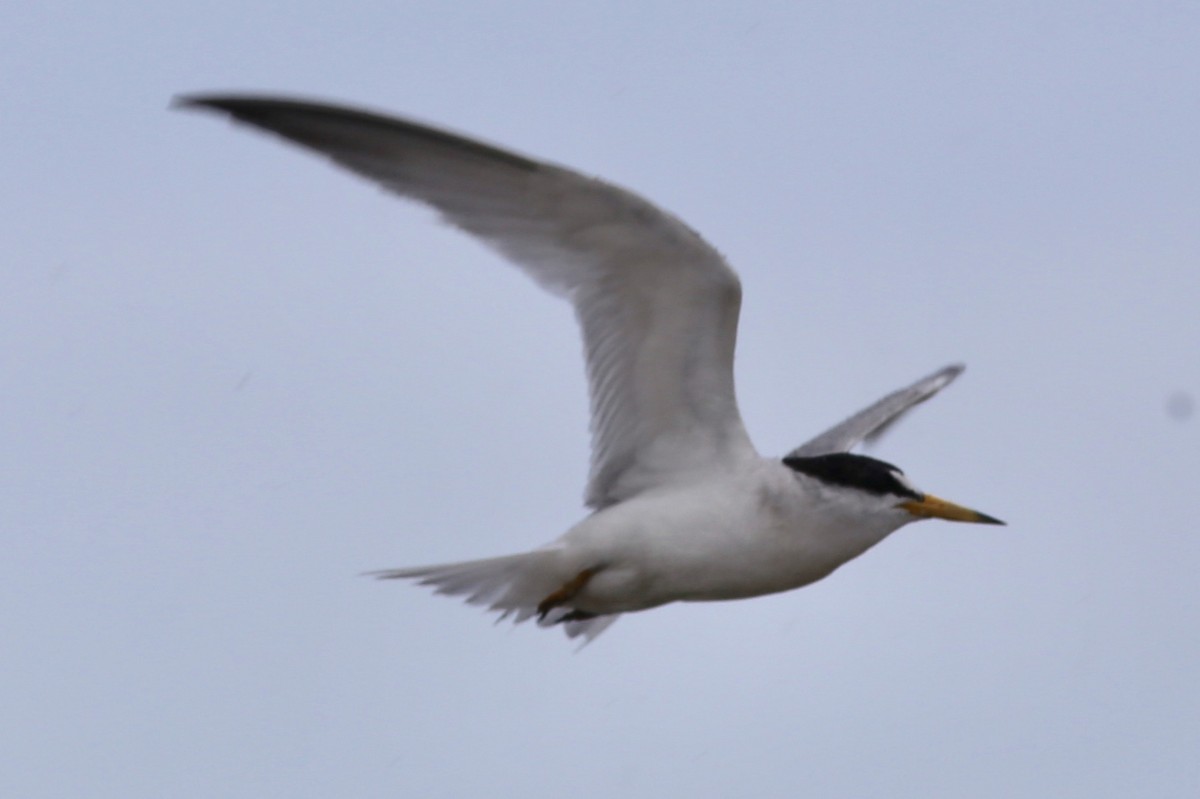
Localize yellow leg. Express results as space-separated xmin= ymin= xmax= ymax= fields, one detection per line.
xmin=537 ymin=567 xmax=597 ymax=619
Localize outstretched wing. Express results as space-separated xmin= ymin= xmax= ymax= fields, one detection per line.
xmin=788 ymin=364 xmax=964 ymax=457
xmin=180 ymin=95 xmax=757 ymax=508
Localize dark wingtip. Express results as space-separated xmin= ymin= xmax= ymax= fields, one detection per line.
xmin=172 ymin=92 xmax=545 ymax=172
xmin=975 ymin=512 xmax=1006 ymax=526
xmin=171 ymin=93 xmax=267 ymax=114
xmin=171 ymin=92 xmax=223 ymax=111
xmin=171 ymin=92 xmax=312 ymax=117
xmin=932 ymin=362 xmax=966 ymax=388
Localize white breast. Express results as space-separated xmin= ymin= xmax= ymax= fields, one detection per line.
xmin=558 ymin=459 xmax=906 ymax=613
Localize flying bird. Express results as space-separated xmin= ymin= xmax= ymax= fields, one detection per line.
xmin=180 ymin=94 xmax=1003 ymax=643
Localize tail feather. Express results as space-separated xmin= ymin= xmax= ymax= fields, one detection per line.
xmin=562 ymin=614 xmax=619 ymax=643
xmin=370 ymin=550 xmax=619 ymax=642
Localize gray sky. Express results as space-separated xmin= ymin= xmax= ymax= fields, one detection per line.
xmin=4 ymin=2 xmax=1198 ymax=797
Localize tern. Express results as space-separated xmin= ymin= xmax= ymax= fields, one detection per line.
xmin=181 ymin=95 xmax=1003 ymax=642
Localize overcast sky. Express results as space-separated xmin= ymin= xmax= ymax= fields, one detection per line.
xmin=4 ymin=2 xmax=1198 ymax=797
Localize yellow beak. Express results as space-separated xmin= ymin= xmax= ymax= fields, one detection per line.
xmin=898 ymin=494 xmax=1005 ymax=525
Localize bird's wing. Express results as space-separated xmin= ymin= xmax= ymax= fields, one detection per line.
xmin=787 ymin=364 xmax=964 ymax=457
xmin=180 ymin=95 xmax=757 ymax=508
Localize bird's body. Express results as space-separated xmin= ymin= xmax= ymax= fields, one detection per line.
xmin=559 ymin=459 xmax=899 ymax=612
xmin=182 ymin=94 xmax=1002 ymax=642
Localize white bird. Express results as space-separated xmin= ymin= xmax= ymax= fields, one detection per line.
xmin=181 ymin=95 xmax=1003 ymax=643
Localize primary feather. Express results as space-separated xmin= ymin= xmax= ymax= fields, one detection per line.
xmin=177 ymin=95 xmax=755 ymax=509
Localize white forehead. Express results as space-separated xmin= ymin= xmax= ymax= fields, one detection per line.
xmin=890 ymin=470 xmax=922 ymax=496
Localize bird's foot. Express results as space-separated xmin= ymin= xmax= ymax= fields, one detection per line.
xmin=536 ymin=567 xmax=597 ymax=621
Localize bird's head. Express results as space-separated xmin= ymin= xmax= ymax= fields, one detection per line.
xmin=782 ymin=452 xmax=1004 ymax=527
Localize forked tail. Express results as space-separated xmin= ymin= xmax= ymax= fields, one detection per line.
xmin=370 ymin=549 xmax=618 ymax=643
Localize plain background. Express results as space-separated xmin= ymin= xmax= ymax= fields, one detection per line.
xmin=4 ymin=2 xmax=1198 ymax=797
